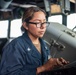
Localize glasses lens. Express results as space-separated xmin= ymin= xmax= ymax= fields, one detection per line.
xmin=36 ymin=23 xmax=41 ymax=28
xmin=36 ymin=22 xmax=50 ymax=28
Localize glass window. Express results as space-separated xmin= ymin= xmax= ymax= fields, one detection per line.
xmin=10 ymin=19 xmax=22 ymax=37
xmin=0 ymin=20 xmax=8 ymax=38
xmin=48 ymin=15 xmax=62 ymax=24
xmin=67 ymin=13 xmax=76 ymax=31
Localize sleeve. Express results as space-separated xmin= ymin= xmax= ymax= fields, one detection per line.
xmin=0 ymin=41 xmax=37 ymax=75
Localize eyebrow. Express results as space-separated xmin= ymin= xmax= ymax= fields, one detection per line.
xmin=31 ymin=19 xmax=46 ymax=22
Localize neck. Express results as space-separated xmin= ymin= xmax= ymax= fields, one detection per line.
xmin=28 ymin=32 xmax=39 ymax=44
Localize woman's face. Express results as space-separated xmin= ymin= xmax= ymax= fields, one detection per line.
xmin=23 ymin=11 xmax=46 ymax=38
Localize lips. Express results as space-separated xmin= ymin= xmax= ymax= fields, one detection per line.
xmin=39 ymin=31 xmax=45 ymax=34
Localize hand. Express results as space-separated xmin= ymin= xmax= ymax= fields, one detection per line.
xmin=36 ymin=58 xmax=57 ymax=74
xmin=42 ymin=58 xmax=58 ymax=71
xmin=36 ymin=57 xmax=69 ymax=74
xmin=42 ymin=57 xmax=69 ymax=71
xmin=56 ymin=57 xmax=69 ymax=66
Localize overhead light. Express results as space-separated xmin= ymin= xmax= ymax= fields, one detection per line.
xmin=11 ymin=3 xmax=37 ymax=8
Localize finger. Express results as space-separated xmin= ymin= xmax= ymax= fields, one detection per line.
xmin=59 ymin=57 xmax=69 ymax=64
xmin=56 ymin=58 xmax=64 ymax=66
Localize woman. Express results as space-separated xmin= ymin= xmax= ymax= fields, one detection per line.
xmin=0 ymin=7 xmax=69 ymax=75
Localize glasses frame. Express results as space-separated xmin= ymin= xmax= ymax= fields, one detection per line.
xmin=26 ymin=21 xmax=50 ymax=28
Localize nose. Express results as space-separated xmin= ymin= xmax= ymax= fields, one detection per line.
xmin=40 ymin=23 xmax=46 ymax=29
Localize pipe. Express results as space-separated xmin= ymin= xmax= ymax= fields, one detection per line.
xmin=0 ymin=0 xmax=13 ymax=9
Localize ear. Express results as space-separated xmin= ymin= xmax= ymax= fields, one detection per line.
xmin=22 ymin=22 xmax=28 ymax=30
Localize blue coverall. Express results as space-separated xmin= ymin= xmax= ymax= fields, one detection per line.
xmin=0 ymin=32 xmax=51 ymax=75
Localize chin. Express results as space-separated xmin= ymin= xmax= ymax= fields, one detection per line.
xmin=39 ymin=35 xmax=44 ymax=38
